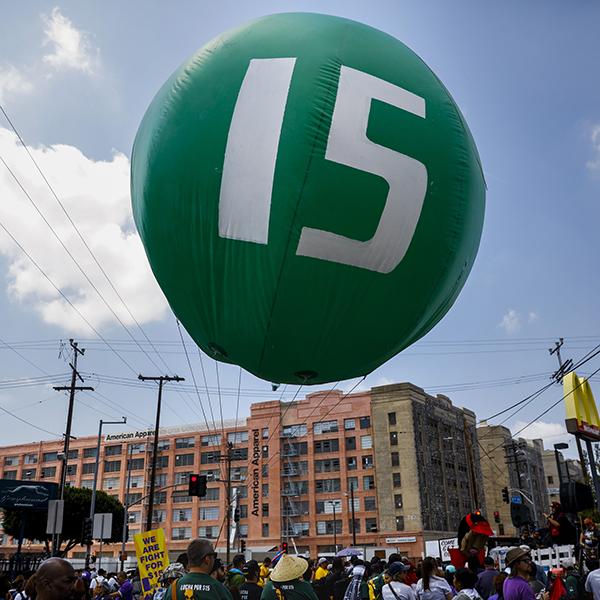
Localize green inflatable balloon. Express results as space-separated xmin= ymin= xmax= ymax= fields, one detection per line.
xmin=131 ymin=13 xmax=485 ymax=385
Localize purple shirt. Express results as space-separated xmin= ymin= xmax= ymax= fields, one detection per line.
xmin=502 ymin=576 xmax=535 ymax=600
xmin=119 ymin=579 xmax=134 ymax=600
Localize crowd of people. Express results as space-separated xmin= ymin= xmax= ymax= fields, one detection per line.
xmin=4 ymin=534 xmax=600 ymax=600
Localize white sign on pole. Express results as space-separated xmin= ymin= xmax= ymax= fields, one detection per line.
xmin=93 ymin=513 xmax=113 ymax=540
xmin=385 ymin=536 xmax=417 ymax=544
xmin=439 ymin=537 xmax=458 ymax=562
xmin=46 ymin=499 xmax=64 ymax=535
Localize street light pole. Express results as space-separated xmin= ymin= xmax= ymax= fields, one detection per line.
xmin=121 ymin=443 xmax=134 ymax=570
xmin=350 ymin=485 xmax=357 ymax=547
xmin=86 ymin=417 xmax=127 ymax=569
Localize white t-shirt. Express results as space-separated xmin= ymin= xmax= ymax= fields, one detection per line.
xmin=586 ymin=568 xmax=600 ymax=600
xmin=414 ymin=576 xmax=452 ymax=600
xmin=382 ymin=581 xmax=417 ymax=600
xmin=90 ymin=576 xmax=106 ymax=591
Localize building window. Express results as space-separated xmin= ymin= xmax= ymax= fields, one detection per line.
xmin=68 ymin=449 xmax=79 ymax=460
xmin=232 ymin=467 xmax=248 ymax=481
xmin=262 ymin=464 xmax=269 ymax=477
xmin=128 ymin=512 xmax=141 ymax=524
xmin=345 ymin=437 xmax=356 ymax=451
xmin=3 ymin=470 xmax=17 ymax=480
xmin=262 ymin=445 xmax=269 ymax=458
xmin=22 ymin=469 xmax=36 ymax=480
xmin=126 ymin=492 xmax=142 ymax=505
xmin=128 ymin=476 xmax=144 ymax=488
xmin=360 ymin=436 xmax=372 ymax=450
xmin=43 ymin=452 xmax=58 ymax=462
xmin=175 ymin=454 xmax=194 ymax=467
xmin=314 ymin=439 xmax=339 ymax=453
xmin=390 ymin=432 xmax=398 ymax=446
xmin=364 ymin=496 xmax=376 ymax=511
xmin=235 ymin=486 xmax=248 ymax=499
xmin=200 ymin=507 xmax=220 ymax=520
xmin=548 ymin=475 xmax=554 ymax=484
xmin=313 ymin=420 xmax=339 ymax=435
xmin=41 ymin=466 xmax=56 ymax=478
xmin=282 ymin=424 xmax=308 ymax=438
xmin=282 ymin=441 xmax=308 ymax=456
xmin=344 ymin=419 xmax=356 ymax=430
xmin=239 ymin=525 xmax=248 ymax=537
xmin=83 ymin=448 xmax=97 ymax=459
xmin=347 ymin=477 xmax=358 ymax=491
xmin=157 ymin=456 xmax=169 ymax=469
xmin=393 ymin=473 xmax=402 ymax=488
xmin=175 ymin=472 xmax=192 ymax=485
xmin=315 ymin=459 xmax=340 ymax=473
xmin=232 ymin=448 xmax=248 ymax=461
xmin=315 ymin=479 xmax=341 ymax=493
xmin=316 ymin=520 xmax=342 ymax=535
xmin=66 ymin=465 xmax=77 ymax=476
xmin=363 ymin=476 xmax=375 ymax=490
xmin=157 ymin=440 xmax=170 ymax=451
xmin=198 ymin=526 xmax=216 ymax=538
xmin=362 ymin=455 xmax=373 ymax=469
xmin=153 ymin=491 xmax=167 ymax=504
xmin=156 ymin=474 xmax=168 ymax=487
xmin=175 ymin=437 xmax=195 ymax=449
xmin=262 ymin=484 xmax=269 ymax=498
xmin=347 ymin=457 xmax=357 ymax=471
xmin=105 ymin=445 xmax=122 ymax=456
xmin=262 ymin=428 xmax=269 ymax=439
xmin=103 ymin=478 xmax=120 ymax=490
xmin=172 ymin=493 xmax=193 ymax=504
xmin=391 ymin=452 xmax=400 ymax=467
xmin=172 ymin=527 xmax=191 ymax=540
xmin=173 ymin=509 xmax=192 ymax=522
xmin=388 ymin=412 xmax=397 ymax=425
xmin=128 ymin=458 xmax=145 ymax=470
xmin=316 ymin=499 xmax=341 ymax=514
xmin=395 ymin=516 xmax=405 ymax=531
xmin=366 ymin=518 xmax=378 ymax=532
xmin=80 ymin=480 xmax=94 ymax=490
xmin=359 ymin=416 xmax=371 ymax=429
xmin=349 ymin=519 xmax=361 ymax=534
xmin=262 ymin=503 xmax=269 ymax=517
xmin=201 ymin=452 xmax=221 ymax=464
xmin=24 ymin=454 xmax=38 ymax=465
xmin=131 ymin=443 xmax=146 ymax=454
xmin=238 ymin=505 xmax=248 ymax=519
xmin=201 ymin=434 xmax=221 ymax=446
xmin=394 ymin=494 xmax=403 ymax=509
xmin=104 ymin=460 xmax=121 ymax=473
xmin=227 ymin=431 xmax=249 ymax=444
xmin=262 ymin=523 xmax=269 ymax=537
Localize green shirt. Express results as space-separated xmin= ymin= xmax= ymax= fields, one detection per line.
xmin=164 ymin=573 xmax=233 ymax=600
xmin=261 ymin=580 xmax=318 ymax=600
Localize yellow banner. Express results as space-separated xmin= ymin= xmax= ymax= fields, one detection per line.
xmin=134 ymin=528 xmax=168 ymax=600
xmin=564 ymin=371 xmax=600 ymax=441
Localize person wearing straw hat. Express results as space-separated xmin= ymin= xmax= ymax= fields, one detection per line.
xmin=260 ymin=555 xmax=318 ymax=600
xmin=501 ymin=548 xmax=547 ymax=600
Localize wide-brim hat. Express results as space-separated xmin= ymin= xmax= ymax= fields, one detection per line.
xmin=505 ymin=547 xmax=530 ymax=567
xmin=270 ymin=555 xmax=309 ymax=582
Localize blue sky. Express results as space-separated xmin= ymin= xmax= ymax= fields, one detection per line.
xmin=0 ymin=1 xmax=599 ymax=456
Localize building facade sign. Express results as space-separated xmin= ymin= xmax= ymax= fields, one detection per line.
xmin=385 ymin=536 xmax=417 ymax=544
xmin=105 ymin=430 xmax=155 ymax=442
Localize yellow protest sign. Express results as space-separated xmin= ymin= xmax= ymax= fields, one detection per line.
xmin=134 ymin=528 xmax=168 ymax=600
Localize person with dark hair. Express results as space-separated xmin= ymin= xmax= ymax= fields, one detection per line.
xmin=414 ymin=557 xmax=452 ymax=600
xmin=476 ymin=557 xmax=499 ymax=599
xmin=0 ymin=575 xmax=11 ymax=600
xmin=317 ymin=557 xmax=345 ymax=600
xmin=211 ymin=559 xmax=226 ymax=583
xmin=466 ymin=557 xmax=483 ymax=576
xmin=487 ymin=573 xmax=507 ymax=600
xmin=453 ymin=569 xmax=481 ymax=600
xmin=543 ymin=503 xmax=575 ymax=546
xmin=240 ymin=562 xmax=262 ymax=600
xmin=163 ymin=539 xmax=231 ymax=600
xmin=502 ymin=548 xmax=547 ymax=600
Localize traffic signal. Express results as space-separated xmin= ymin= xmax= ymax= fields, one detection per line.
xmin=82 ymin=516 xmax=94 ymax=546
xmin=281 ymin=542 xmax=288 ymax=553
xmin=493 ymin=511 xmax=500 ymax=523
xmin=234 ymin=508 xmax=240 ymax=522
xmin=188 ymin=474 xmax=207 ymax=497
xmin=240 ymin=539 xmax=246 ymax=552
xmin=501 ymin=487 xmax=509 ymax=504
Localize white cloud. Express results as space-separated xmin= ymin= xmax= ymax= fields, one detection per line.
xmin=498 ymin=309 xmax=521 ymax=334
xmin=586 ymin=124 xmax=600 ymax=173
xmin=0 ymin=126 xmax=169 ymax=333
xmin=528 ymin=311 xmax=538 ymax=323
xmin=42 ymin=8 xmax=97 ymax=74
xmin=0 ymin=65 xmax=34 ymax=103
xmin=512 ymin=420 xmax=569 ymax=443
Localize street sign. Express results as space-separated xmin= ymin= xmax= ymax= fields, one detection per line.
xmin=511 ymin=495 xmax=522 ymax=504
xmin=46 ymin=499 xmax=64 ymax=535
xmin=385 ymin=536 xmax=417 ymax=544
xmin=0 ymin=479 xmax=58 ymax=511
xmin=93 ymin=513 xmax=113 ymax=540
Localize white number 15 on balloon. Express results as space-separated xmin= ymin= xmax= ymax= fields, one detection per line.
xmin=219 ymin=58 xmax=427 ymax=274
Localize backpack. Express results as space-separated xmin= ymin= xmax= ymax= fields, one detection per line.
xmin=563 ymin=574 xmax=579 ymax=600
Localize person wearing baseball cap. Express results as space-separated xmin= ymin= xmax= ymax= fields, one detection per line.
xmin=381 ymin=563 xmax=415 ymax=600
xmin=313 ymin=559 xmax=329 ymax=583
xmin=260 ymin=555 xmax=317 ymax=600
xmin=502 ymin=548 xmax=548 ymax=600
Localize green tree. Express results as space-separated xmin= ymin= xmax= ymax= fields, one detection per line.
xmin=2 ymin=486 xmax=125 ymax=556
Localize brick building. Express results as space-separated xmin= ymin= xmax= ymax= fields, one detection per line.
xmin=0 ymin=382 xmax=484 ymax=560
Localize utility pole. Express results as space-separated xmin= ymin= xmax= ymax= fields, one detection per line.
xmin=463 ymin=414 xmax=480 ymax=509
xmin=226 ymin=442 xmax=233 ymax=566
xmin=138 ymin=375 xmax=184 ymax=532
xmin=53 ymin=339 xmax=94 ymax=555
xmin=549 ymin=339 xmax=591 ymax=485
